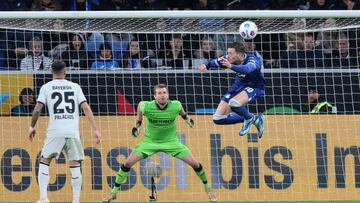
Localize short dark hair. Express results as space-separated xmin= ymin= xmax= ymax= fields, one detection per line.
xmin=51 ymin=60 xmax=66 ymax=73
xmin=99 ymin=42 xmax=112 ymax=51
xmin=228 ymin=42 xmax=246 ymax=53
xmin=153 ymin=83 xmax=168 ymax=94
xmin=171 ymin=34 xmax=182 ymax=40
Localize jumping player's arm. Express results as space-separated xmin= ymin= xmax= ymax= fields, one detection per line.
xmin=198 ymin=56 xmax=227 ymax=71
xmin=28 ymin=102 xmax=44 ymax=142
xmin=132 ymin=101 xmax=144 ymax=137
xmin=221 ymin=57 xmax=259 ymax=74
xmin=179 ymin=105 xmax=194 ymax=128
xmin=81 ymin=102 xmax=101 ymax=144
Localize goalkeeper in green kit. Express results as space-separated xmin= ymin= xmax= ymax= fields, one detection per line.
xmin=103 ymin=84 xmax=217 ymax=202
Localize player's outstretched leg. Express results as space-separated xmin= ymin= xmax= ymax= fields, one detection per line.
xmin=254 ymin=114 xmax=265 ymax=139
xmin=213 ymin=113 xmax=244 ymax=125
xmin=102 ymin=165 xmax=131 ymax=202
xmin=229 ymin=98 xmax=254 ymax=136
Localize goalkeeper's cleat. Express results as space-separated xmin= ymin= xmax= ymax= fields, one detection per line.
xmin=205 ymin=187 xmax=217 ymax=202
xmin=207 ymin=191 xmax=217 ymax=202
xmin=36 ymin=199 xmax=50 ymax=203
xmin=102 ymin=193 xmax=117 ymax=203
xmin=254 ymin=114 xmax=265 ymax=139
xmin=239 ymin=116 xmax=255 ymax=136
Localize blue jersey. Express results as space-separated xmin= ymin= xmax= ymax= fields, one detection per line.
xmin=205 ymin=53 xmax=265 ymax=90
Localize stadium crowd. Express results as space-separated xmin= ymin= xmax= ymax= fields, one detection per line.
xmin=0 ymin=0 xmax=359 ymax=70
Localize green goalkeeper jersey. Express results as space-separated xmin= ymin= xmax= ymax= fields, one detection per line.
xmin=140 ymin=100 xmax=181 ymax=143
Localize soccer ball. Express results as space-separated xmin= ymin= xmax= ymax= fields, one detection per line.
xmin=144 ymin=161 xmax=162 ymax=178
xmin=239 ymin=21 xmax=258 ymax=40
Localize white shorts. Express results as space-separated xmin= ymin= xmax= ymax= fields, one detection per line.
xmin=41 ymin=137 xmax=84 ymax=161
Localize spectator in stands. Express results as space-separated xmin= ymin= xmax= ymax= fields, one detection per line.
xmin=121 ymin=39 xmax=157 ymax=69
xmin=332 ymin=35 xmax=358 ymax=68
xmin=99 ymin=0 xmax=137 ymax=10
xmin=85 ymin=32 xmax=105 ymax=60
xmin=288 ymin=33 xmax=324 ymax=68
xmin=20 ymin=36 xmax=52 ymax=70
xmin=0 ymin=0 xmax=31 ymax=11
xmin=280 ymin=32 xmax=304 ymax=68
xmin=306 ymin=33 xmax=326 ymax=68
xmin=137 ymin=0 xmax=169 ymax=10
xmin=62 ymin=33 xmax=90 ymax=69
xmin=194 ymin=36 xmax=222 ymax=59
xmin=91 ymin=42 xmax=120 ymax=69
xmin=332 ymin=0 xmax=360 ymax=9
xmin=268 ymin=0 xmax=300 ymax=9
xmin=307 ymin=87 xmax=336 ymax=114
xmin=192 ymin=0 xmax=210 ymax=10
xmin=193 ymin=36 xmax=222 ymax=67
xmin=215 ymin=22 xmax=244 ymax=52
xmin=31 ymin=0 xmax=62 ymax=11
xmin=138 ymin=20 xmax=172 ymax=62
xmin=5 ymin=23 xmax=43 ymax=69
xmin=11 ymin=87 xmax=35 ymax=116
xmin=64 ymin=0 xmax=100 ymax=11
xmin=180 ymin=19 xmax=202 ymax=55
xmin=226 ymin=0 xmax=265 ymax=10
xmin=309 ymin=0 xmax=333 ymax=9
xmin=315 ymin=18 xmax=337 ymax=54
xmin=44 ymin=19 xmax=69 ymax=60
xmin=161 ymin=34 xmax=191 ymax=69
xmin=104 ymin=32 xmax=133 ymax=61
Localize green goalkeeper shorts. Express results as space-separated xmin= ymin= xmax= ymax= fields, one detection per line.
xmin=132 ymin=139 xmax=191 ymax=159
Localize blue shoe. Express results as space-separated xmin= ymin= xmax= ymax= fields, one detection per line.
xmin=254 ymin=114 xmax=265 ymax=139
xmin=239 ymin=116 xmax=255 ymax=136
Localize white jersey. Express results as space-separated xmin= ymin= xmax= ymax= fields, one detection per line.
xmin=37 ymin=79 xmax=86 ymax=138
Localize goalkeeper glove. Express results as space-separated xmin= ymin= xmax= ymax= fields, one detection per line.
xmin=132 ymin=120 xmax=142 ymax=137
xmin=182 ymin=115 xmax=194 ymax=128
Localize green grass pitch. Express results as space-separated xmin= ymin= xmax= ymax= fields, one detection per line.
xmin=18 ymin=201 xmax=360 ymax=203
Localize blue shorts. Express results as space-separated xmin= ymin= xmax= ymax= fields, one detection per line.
xmin=221 ymin=87 xmax=264 ymax=103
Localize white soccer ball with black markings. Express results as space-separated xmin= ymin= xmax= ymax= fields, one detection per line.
xmin=144 ymin=161 xmax=162 ymax=178
xmin=239 ymin=21 xmax=258 ymax=40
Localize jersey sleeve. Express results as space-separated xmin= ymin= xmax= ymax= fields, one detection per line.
xmin=204 ymin=55 xmax=227 ymax=69
xmin=230 ymin=56 xmax=261 ymax=74
xmin=172 ymin=100 xmax=182 ymax=114
xmin=77 ymin=85 xmax=87 ymax=105
xmin=36 ymin=85 xmax=46 ymax=105
xmin=139 ymin=101 xmax=148 ymax=114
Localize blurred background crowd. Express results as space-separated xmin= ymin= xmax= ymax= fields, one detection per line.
xmin=0 ymin=0 xmax=359 ymax=70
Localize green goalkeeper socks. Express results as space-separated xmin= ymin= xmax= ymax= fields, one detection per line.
xmin=111 ymin=165 xmax=130 ymax=194
xmin=194 ymin=164 xmax=210 ymax=189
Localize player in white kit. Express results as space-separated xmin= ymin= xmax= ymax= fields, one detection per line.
xmin=28 ymin=60 xmax=101 ymax=203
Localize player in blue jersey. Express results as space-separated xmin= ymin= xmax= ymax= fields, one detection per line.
xmin=198 ymin=42 xmax=265 ymax=138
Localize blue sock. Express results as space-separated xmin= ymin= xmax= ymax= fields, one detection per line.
xmin=231 ymin=105 xmax=253 ymax=120
xmin=213 ymin=113 xmax=244 ymax=125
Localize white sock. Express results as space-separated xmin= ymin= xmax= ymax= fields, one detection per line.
xmin=38 ymin=162 xmax=49 ymax=200
xmin=70 ymin=166 xmax=82 ymax=203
